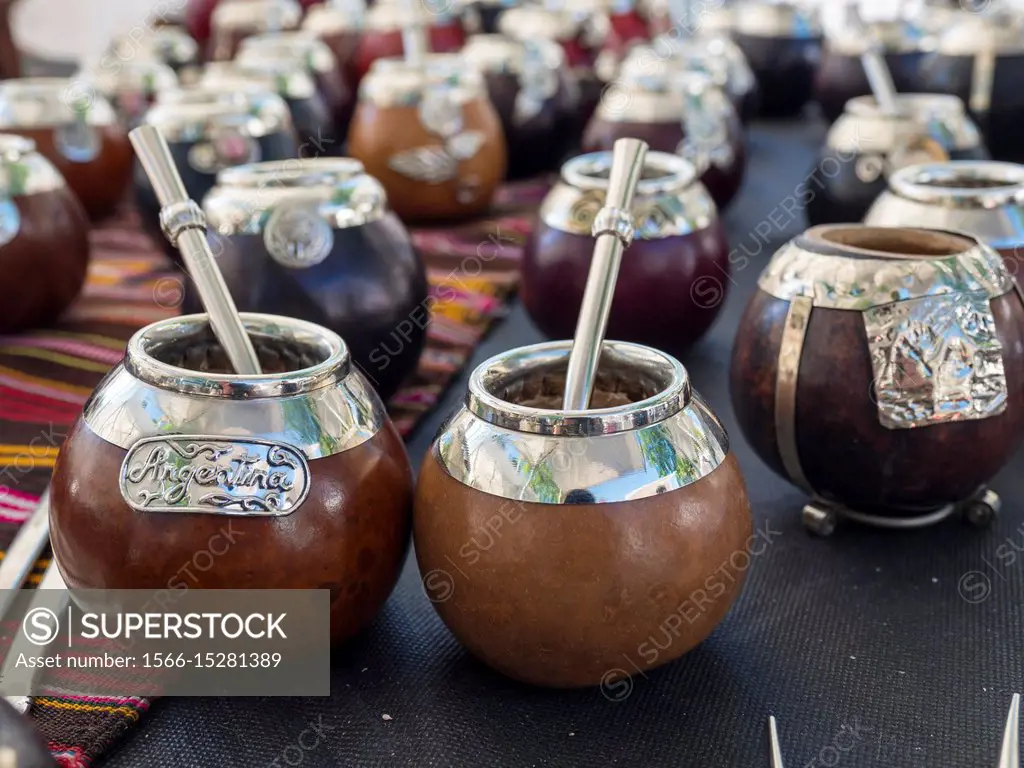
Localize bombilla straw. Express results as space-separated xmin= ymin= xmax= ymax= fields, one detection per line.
xmin=999 ymin=693 xmax=1021 ymax=768
xmin=861 ymin=46 xmax=900 ymax=116
xmin=850 ymin=5 xmax=899 ymax=115
xmin=768 ymin=716 xmax=785 ymax=768
xmin=562 ymin=137 xmax=648 ymax=412
xmin=129 ymin=125 xmax=263 ymax=376
xmin=401 ymin=0 xmax=428 ymax=66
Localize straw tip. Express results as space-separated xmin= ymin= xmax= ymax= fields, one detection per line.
xmin=999 ymin=694 xmax=1021 ymax=768
xmin=768 ymin=715 xmax=785 ymax=768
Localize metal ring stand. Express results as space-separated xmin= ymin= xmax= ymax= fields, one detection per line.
xmin=801 ymin=488 xmax=1002 ymax=537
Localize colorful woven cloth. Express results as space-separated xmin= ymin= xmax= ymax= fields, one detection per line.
xmin=0 ymin=179 xmax=549 ymax=767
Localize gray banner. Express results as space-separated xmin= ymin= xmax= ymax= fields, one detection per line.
xmin=0 ymin=589 xmax=330 ymax=697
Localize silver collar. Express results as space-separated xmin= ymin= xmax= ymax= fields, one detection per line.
xmin=236 ymin=32 xmax=338 ymax=76
xmin=432 ymin=340 xmax=729 ymax=504
xmin=758 ymin=224 xmax=1014 ymax=309
xmin=888 ymin=161 xmax=1024 ymax=209
xmin=0 ymin=134 xmax=66 ymax=196
xmin=541 ymin=150 xmax=717 ymax=238
xmin=83 ymin=313 xmax=386 ymax=459
xmin=0 ymin=78 xmax=119 ymax=128
xmin=204 ymin=158 xmax=388 ymax=234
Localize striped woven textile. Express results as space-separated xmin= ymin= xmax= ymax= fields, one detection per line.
xmin=0 ymin=179 xmax=550 ymax=767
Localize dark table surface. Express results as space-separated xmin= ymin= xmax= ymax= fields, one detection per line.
xmin=98 ymin=121 xmax=1024 ymax=768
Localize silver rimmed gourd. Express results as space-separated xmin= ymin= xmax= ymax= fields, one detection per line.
xmin=917 ymin=10 xmax=1024 ymax=164
xmin=134 ymin=87 xmax=297 ymax=262
xmin=0 ymin=78 xmax=133 ymax=220
xmin=814 ymin=16 xmax=929 ymax=124
xmin=415 ymin=341 xmax=752 ymax=687
xmin=865 ymin=161 xmax=1024 ymax=267
xmin=198 ymin=159 xmax=428 ymax=399
xmin=0 ymin=133 xmax=90 ymax=332
xmin=50 ymin=313 xmax=414 ymax=646
xmin=583 ymin=69 xmax=746 ymax=209
xmin=730 ymin=224 xmax=1024 ymax=535
xmin=416 ymin=137 xmax=752 ymax=688
xmin=522 ymin=150 xmax=728 ymax=355
xmin=347 ymin=57 xmax=506 ymax=222
xmin=73 ymin=58 xmax=179 ymax=129
xmin=460 ymin=34 xmax=572 ymax=178
xmin=200 ymin=62 xmax=334 ymax=156
xmin=237 ymin=31 xmax=354 ymax=146
xmin=730 ymin=0 xmax=821 ymax=118
xmin=804 ymin=94 xmax=988 ymax=226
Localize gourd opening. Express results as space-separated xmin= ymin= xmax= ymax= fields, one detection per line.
xmin=811 ymin=225 xmax=976 ymax=259
xmin=467 ymin=341 xmax=691 ymax=436
xmin=124 ymin=313 xmax=350 ymax=399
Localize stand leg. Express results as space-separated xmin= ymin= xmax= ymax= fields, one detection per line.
xmin=802 ymin=499 xmax=839 ymax=537
xmin=961 ymin=487 xmax=1001 ymax=528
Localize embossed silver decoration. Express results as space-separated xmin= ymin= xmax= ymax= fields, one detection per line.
xmin=542 ymin=150 xmax=717 ymax=240
xmin=864 ymin=293 xmax=1007 ymax=429
xmin=678 ymin=83 xmax=732 ymax=174
xmin=433 ymin=340 xmax=728 ymax=504
xmin=0 ymin=134 xmax=65 ymax=197
xmin=855 ymin=154 xmax=884 ymax=183
xmin=865 ymin=161 xmax=1024 ymax=253
xmin=84 ymin=313 xmax=387 ymax=458
xmin=388 ymin=85 xmax=485 ymax=184
xmin=263 ymin=201 xmax=334 ymax=268
xmin=0 ymin=200 xmax=19 ymax=247
xmin=53 ymin=119 xmax=100 ymax=164
xmin=513 ymin=39 xmax=560 ymax=126
xmin=419 ymin=86 xmax=464 ymax=137
xmin=758 ymin=236 xmax=1014 ymax=309
xmin=119 ymin=436 xmax=311 ymax=516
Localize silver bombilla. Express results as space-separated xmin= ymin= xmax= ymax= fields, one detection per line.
xmin=562 ymin=137 xmax=649 ymax=411
xmin=129 ymin=125 xmax=262 ymax=375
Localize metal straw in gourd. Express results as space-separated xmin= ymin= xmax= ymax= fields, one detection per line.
xmin=562 ymin=138 xmax=649 ymax=411
xmin=129 ymin=125 xmax=262 ymax=375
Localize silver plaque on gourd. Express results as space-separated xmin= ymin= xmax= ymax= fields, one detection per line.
xmin=864 ymin=292 xmax=1007 ymax=429
xmin=388 ymin=86 xmax=484 ymax=183
xmin=119 ymin=436 xmax=311 ymax=516
xmin=263 ymin=201 xmax=334 ymax=268
xmin=677 ymin=92 xmax=731 ymax=174
xmin=54 ymin=120 xmax=101 ymax=164
xmin=513 ymin=43 xmax=558 ymax=126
